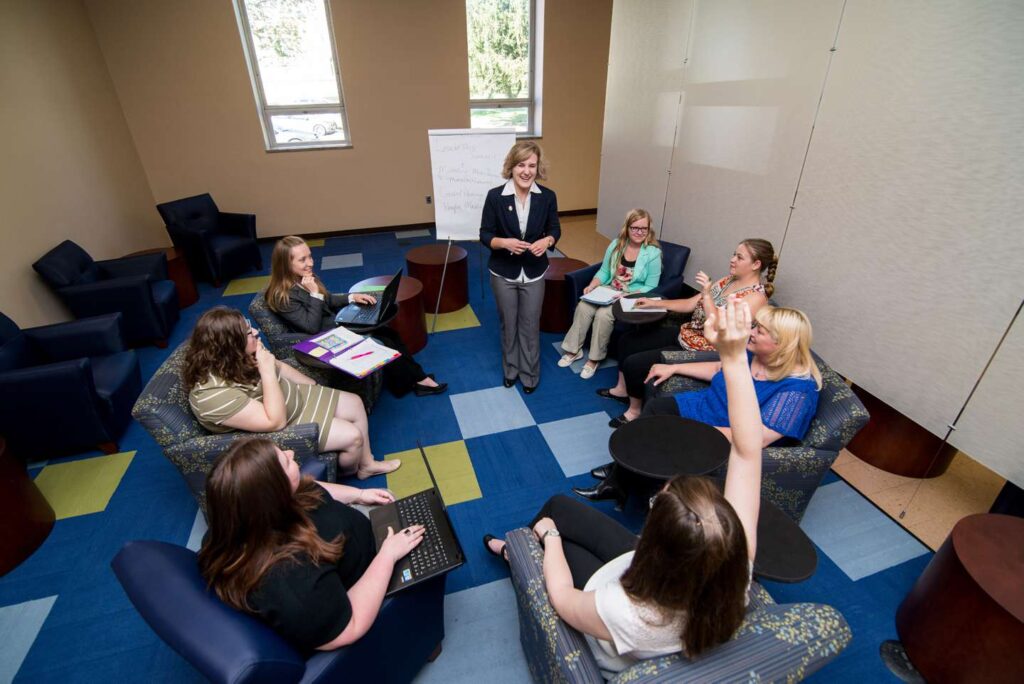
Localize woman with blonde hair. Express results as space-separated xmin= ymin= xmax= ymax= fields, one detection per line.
xmin=265 ymin=235 xmax=446 ymax=397
xmin=480 ymin=140 xmax=561 ymax=393
xmin=184 ymin=306 xmax=400 ymax=479
xmin=577 ymin=303 xmax=820 ymax=502
xmin=558 ymin=209 xmax=662 ymax=379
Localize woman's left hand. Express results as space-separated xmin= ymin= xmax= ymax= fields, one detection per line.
xmin=350 ymin=293 xmax=377 ymax=306
xmin=528 ymin=237 xmax=552 ymax=256
xmin=357 ymin=488 xmax=395 ymax=506
xmin=532 ymin=517 xmax=557 ymax=542
xmin=645 ymin=363 xmax=677 ymax=386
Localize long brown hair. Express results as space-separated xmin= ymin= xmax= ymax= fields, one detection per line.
xmin=740 ymin=238 xmax=778 ymax=298
xmin=198 ymin=438 xmax=343 ymax=612
xmin=610 ymin=208 xmax=659 ymax=269
xmin=621 ymin=476 xmax=750 ymax=658
xmin=181 ymin=306 xmax=260 ymax=389
xmin=266 ymin=236 xmax=327 ymax=312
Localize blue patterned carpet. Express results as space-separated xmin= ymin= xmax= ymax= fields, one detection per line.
xmin=0 ymin=228 xmax=922 ymax=682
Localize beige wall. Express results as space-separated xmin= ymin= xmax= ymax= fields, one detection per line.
xmin=0 ymin=0 xmax=163 ymax=327
xmin=85 ymin=0 xmax=611 ymax=236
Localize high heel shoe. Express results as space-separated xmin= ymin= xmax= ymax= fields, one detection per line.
xmin=589 ymin=463 xmax=613 ymax=480
xmin=503 ymin=377 xmax=516 ymax=388
xmin=413 ymin=381 xmax=448 ymax=396
xmin=482 ymin=534 xmax=509 ymax=563
xmin=572 ymin=481 xmax=626 ymax=506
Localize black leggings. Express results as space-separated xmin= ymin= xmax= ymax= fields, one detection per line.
xmin=369 ymin=327 xmax=429 ymax=397
xmin=613 ymin=325 xmax=680 ymax=362
xmin=529 ymin=495 xmax=638 ymax=589
xmin=621 ymin=348 xmax=678 ymax=399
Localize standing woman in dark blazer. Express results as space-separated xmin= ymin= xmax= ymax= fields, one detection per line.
xmin=480 ymin=141 xmax=561 ymax=393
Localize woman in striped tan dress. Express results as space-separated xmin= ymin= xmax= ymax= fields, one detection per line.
xmin=184 ymin=307 xmax=399 ymax=479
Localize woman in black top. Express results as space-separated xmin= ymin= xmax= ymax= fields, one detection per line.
xmin=265 ymin=236 xmax=446 ymax=397
xmin=198 ymin=437 xmax=424 ymax=652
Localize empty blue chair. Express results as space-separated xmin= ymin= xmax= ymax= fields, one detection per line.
xmin=156 ymin=193 xmax=262 ymax=286
xmin=32 ymin=240 xmax=179 ymax=347
xmin=0 ymin=311 xmax=141 ymax=458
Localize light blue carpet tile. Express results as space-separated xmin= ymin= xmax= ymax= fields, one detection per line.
xmin=550 ymin=341 xmax=617 ymax=374
xmin=449 ymin=386 xmax=536 ymax=439
xmin=186 ymin=509 xmax=207 ymax=552
xmin=413 ymin=579 xmax=531 ymax=684
xmin=800 ymin=480 xmax=929 ymax=581
xmin=321 ymin=253 xmax=363 ymax=270
xmin=0 ymin=595 xmax=57 ymax=683
xmin=396 ymin=228 xmax=432 ymax=238
xmin=539 ymin=412 xmax=614 ymax=477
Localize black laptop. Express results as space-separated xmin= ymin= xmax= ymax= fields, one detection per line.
xmin=335 ymin=270 xmax=402 ymax=327
xmin=368 ymin=441 xmax=465 ymax=596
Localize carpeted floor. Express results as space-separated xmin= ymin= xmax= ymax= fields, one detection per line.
xmin=0 ymin=228 xmax=922 ymax=682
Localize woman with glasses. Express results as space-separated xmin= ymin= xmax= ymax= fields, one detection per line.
xmin=558 ymin=209 xmax=662 ymax=379
xmin=483 ymin=298 xmax=768 ymax=676
xmin=183 ymin=306 xmax=400 ymax=479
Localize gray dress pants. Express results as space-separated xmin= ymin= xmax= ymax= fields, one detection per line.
xmin=490 ymin=273 xmax=545 ymax=387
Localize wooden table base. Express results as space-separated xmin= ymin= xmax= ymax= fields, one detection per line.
xmin=351 ymin=275 xmax=427 ymax=354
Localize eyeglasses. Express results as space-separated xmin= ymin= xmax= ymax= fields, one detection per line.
xmin=629 ymin=225 xmax=650 ymax=233
xmin=244 ymin=318 xmax=259 ymax=337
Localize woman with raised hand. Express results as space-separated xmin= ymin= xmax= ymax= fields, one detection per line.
xmin=597 ymin=239 xmax=776 ymax=426
xmin=482 ymin=297 xmax=766 ymax=677
xmin=184 ymin=306 xmax=400 ymax=479
xmin=558 ymin=209 xmax=662 ymax=380
xmin=265 ymin=236 xmax=446 ymax=397
xmin=480 ymin=140 xmax=561 ymax=394
xmin=199 ymin=438 xmax=423 ymax=653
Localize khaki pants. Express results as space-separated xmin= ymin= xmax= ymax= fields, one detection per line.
xmin=561 ymin=301 xmax=616 ymax=362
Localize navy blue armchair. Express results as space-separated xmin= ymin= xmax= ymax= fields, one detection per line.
xmin=565 ymin=239 xmax=691 ymax=320
xmin=32 ymin=240 xmax=179 ymax=347
xmin=156 ymin=193 xmax=262 ymax=286
xmin=112 ymin=540 xmax=446 ymax=684
xmin=0 ymin=312 xmax=141 ymax=458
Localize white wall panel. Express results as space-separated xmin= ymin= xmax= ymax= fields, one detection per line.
xmin=596 ymin=0 xmax=692 ymax=239
xmin=662 ymin=0 xmax=842 ymax=280
xmin=951 ymin=310 xmax=1024 ymax=486
xmin=777 ymin=1 xmax=1024 ymax=443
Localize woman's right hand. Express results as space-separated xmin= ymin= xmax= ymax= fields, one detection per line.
xmin=300 ymin=275 xmax=319 ymax=294
xmin=695 ymin=270 xmax=712 ymax=292
xmin=704 ymin=296 xmax=752 ymax=361
xmin=380 ymin=525 xmax=425 ymax=563
xmin=502 ymin=237 xmax=532 ymax=255
xmin=254 ymin=339 xmax=277 ymax=373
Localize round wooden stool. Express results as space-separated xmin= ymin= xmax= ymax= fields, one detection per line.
xmin=351 ymin=275 xmax=427 ymax=354
xmin=405 ymin=244 xmax=469 ymax=314
xmin=0 ymin=437 xmax=55 ymax=576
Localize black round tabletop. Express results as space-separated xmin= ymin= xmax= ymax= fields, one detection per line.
xmin=609 ymin=415 xmax=730 ymax=479
xmin=612 ymin=293 xmax=668 ymax=325
xmin=753 ymin=499 xmax=818 ymax=583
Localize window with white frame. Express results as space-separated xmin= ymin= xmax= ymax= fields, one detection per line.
xmin=466 ymin=0 xmax=543 ymax=136
xmin=235 ymin=0 xmax=350 ymax=150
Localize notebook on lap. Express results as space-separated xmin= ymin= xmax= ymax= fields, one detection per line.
xmin=335 ymin=270 xmax=402 ymax=327
xmin=368 ymin=441 xmax=464 ymax=596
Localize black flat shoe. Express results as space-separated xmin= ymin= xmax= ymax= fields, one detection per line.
xmin=414 ymin=382 xmax=448 ymax=396
xmin=482 ymin=534 xmax=509 ymax=563
xmin=590 ymin=463 xmax=613 ymax=480
xmin=503 ymin=378 xmax=516 ymax=388
xmin=608 ymin=414 xmax=631 ymax=429
xmin=523 ymin=382 xmax=538 ymax=394
xmin=572 ymin=481 xmax=626 ymax=504
xmin=596 ymin=388 xmax=630 ymax=405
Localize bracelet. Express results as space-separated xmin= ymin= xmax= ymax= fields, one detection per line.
xmin=541 ymin=528 xmax=561 ymax=546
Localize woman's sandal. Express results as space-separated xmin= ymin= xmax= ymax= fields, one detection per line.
xmin=482 ymin=534 xmax=510 ymax=563
xmin=596 ymin=388 xmax=629 ymax=405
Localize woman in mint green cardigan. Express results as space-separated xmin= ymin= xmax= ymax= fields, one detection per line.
xmin=559 ymin=209 xmax=662 ymax=379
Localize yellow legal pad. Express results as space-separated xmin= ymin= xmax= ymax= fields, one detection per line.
xmin=33 ymin=451 xmax=135 ymax=520
xmin=384 ymin=440 xmax=481 ymax=506
xmin=426 ymin=305 xmax=481 ymax=333
xmin=222 ymin=275 xmax=271 ymax=296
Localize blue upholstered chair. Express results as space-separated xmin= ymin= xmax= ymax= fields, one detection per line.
xmin=32 ymin=240 xmax=180 ymax=347
xmin=0 ymin=311 xmax=141 ymax=458
xmin=564 ymin=240 xmax=691 ymax=321
xmin=131 ymin=341 xmax=338 ymax=513
xmin=112 ymin=540 xmax=446 ymax=684
xmin=652 ymin=350 xmax=870 ymax=522
xmin=505 ymin=528 xmax=851 ymax=683
xmin=156 ymin=193 xmax=262 ymax=286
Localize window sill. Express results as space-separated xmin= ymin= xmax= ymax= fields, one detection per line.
xmin=265 ymin=143 xmax=353 ymax=153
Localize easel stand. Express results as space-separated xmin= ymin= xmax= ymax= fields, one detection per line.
xmin=430 ymin=237 xmax=455 ymax=334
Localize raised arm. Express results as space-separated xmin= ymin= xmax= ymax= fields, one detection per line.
xmin=221 ymin=341 xmax=288 ymax=432
xmin=705 ymin=298 xmax=763 ymax=561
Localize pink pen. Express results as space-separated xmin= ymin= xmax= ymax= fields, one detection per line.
xmin=350 ymin=351 xmax=373 ymax=360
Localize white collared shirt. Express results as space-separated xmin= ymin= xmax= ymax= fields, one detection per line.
xmin=492 ymin=179 xmax=546 ymax=283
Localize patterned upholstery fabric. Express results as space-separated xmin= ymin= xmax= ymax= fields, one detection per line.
xmin=248 ymin=293 xmax=382 ymax=414
xmin=131 ymin=342 xmax=337 ymax=512
xmin=653 ymin=350 xmax=869 ymax=521
xmin=505 ymin=528 xmax=851 ymax=683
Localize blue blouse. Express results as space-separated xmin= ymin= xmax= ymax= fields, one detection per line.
xmin=673 ymin=354 xmax=819 ymax=440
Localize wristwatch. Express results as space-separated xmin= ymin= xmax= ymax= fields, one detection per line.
xmin=541 ymin=528 xmax=561 ymax=546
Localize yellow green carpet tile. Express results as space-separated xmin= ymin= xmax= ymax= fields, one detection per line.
xmin=222 ymin=274 xmax=270 ymax=296
xmin=305 ymin=238 xmax=325 ymax=247
xmin=384 ymin=440 xmax=481 ymax=506
xmin=426 ymin=305 xmax=480 ymax=333
xmin=33 ymin=451 xmax=135 ymax=520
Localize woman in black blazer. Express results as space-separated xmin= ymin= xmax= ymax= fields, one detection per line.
xmin=479 ymin=141 xmax=561 ymax=393
xmin=266 ymin=236 xmax=446 ymax=397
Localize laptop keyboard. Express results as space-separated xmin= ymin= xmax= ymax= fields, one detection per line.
xmin=348 ymin=303 xmax=380 ymax=325
xmin=396 ymin=493 xmax=451 ymax=579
